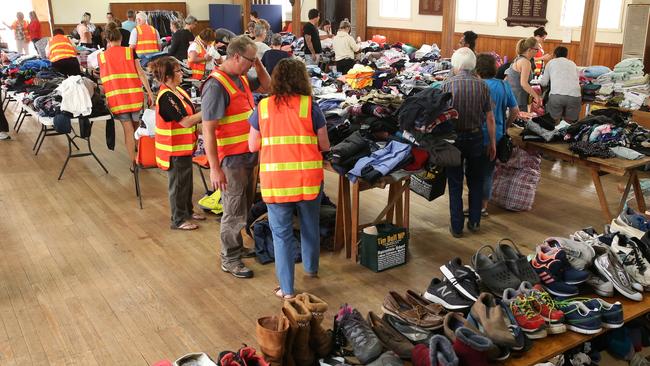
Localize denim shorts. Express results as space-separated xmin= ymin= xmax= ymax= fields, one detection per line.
xmin=114 ymin=111 xmax=141 ymax=122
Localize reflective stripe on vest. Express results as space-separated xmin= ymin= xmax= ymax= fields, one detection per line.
xmin=188 ymin=39 xmax=206 ymax=80
xmin=154 ymin=85 xmax=197 ymax=170
xmin=208 ymin=69 xmax=254 ymax=162
xmin=48 ymin=35 xmax=76 ymax=62
xmin=135 ymin=25 xmax=159 ymax=54
xmin=257 ymin=95 xmax=323 ymax=203
xmin=99 ymin=46 xmax=144 ymax=115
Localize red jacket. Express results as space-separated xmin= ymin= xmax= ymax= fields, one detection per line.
xmin=29 ymin=20 xmax=41 ymax=40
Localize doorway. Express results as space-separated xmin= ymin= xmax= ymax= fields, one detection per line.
xmin=317 ymin=0 xmax=351 ymax=32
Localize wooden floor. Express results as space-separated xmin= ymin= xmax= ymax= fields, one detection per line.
xmin=0 ymin=103 xmax=644 ymax=365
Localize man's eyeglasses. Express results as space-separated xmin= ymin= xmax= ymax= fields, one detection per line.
xmin=239 ymin=53 xmax=256 ymax=63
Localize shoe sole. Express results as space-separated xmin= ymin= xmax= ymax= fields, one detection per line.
xmin=220 ymin=264 xmax=253 ymax=278
xmin=593 ymin=288 xmax=615 ymax=297
xmin=546 ymin=323 xmax=567 ymax=334
xmin=565 ymin=279 xmax=588 ymax=285
xmin=380 ymin=306 xmax=439 ymax=330
xmin=541 ymin=285 xmax=578 ymax=298
xmin=423 ymin=291 xmax=471 ymax=310
xmin=524 ymin=329 xmax=548 ymax=339
xmin=594 ymin=257 xmax=642 ymax=301
xmin=440 ymin=265 xmax=478 ymax=301
xmin=602 ymin=322 xmax=624 ymax=329
xmin=566 ymin=324 xmax=602 ymax=335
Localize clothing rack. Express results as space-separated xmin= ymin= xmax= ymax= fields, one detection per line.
xmin=146 ymin=10 xmax=181 ymax=38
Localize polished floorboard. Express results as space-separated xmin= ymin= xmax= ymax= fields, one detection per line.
xmin=0 ymin=103 xmax=642 ymax=365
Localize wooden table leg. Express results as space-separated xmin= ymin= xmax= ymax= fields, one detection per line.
xmin=591 ymin=168 xmax=612 ymax=222
xmin=351 ymin=181 xmax=360 ymax=261
xmin=404 ymin=178 xmax=410 ymax=231
xmin=386 ymin=184 xmax=396 ymax=223
xmin=632 ymin=171 xmax=647 ymax=213
xmin=395 ymin=182 xmax=404 ymax=227
xmin=334 ymin=176 xmax=345 ymax=252
xmin=341 ymin=177 xmax=352 ymax=258
xmin=618 ymin=172 xmax=634 ymax=215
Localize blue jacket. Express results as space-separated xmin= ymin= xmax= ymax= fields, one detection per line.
xmin=347 ymin=141 xmax=412 ymax=182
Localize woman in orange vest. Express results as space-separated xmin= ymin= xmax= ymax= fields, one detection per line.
xmin=46 ymin=28 xmax=81 ymax=76
xmin=248 ymin=58 xmax=330 ymax=299
xmin=3 ymin=12 xmax=30 ymax=55
xmin=151 ymin=56 xmax=204 ymax=230
xmin=533 ymin=27 xmax=552 ymax=77
xmin=188 ymin=28 xmax=217 ymax=80
xmin=99 ymin=26 xmax=154 ymax=166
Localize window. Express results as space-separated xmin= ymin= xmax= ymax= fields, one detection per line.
xmin=269 ymin=0 xmax=292 ymax=20
xmin=379 ymin=0 xmax=411 ymax=19
xmin=457 ymin=0 xmax=498 ymax=23
xmin=560 ymin=0 xmax=623 ymax=29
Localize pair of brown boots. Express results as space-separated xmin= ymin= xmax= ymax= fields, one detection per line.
xmin=256 ymin=293 xmax=333 ymax=366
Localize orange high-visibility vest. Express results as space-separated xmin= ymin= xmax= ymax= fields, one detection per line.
xmin=155 ymin=85 xmax=197 ymax=170
xmin=135 ymin=24 xmax=159 ymax=55
xmin=208 ymin=69 xmax=254 ymax=163
xmin=48 ymin=34 xmax=77 ymax=63
xmin=188 ymin=37 xmax=207 ymax=80
xmin=98 ymin=46 xmax=144 ymax=115
xmin=257 ymin=95 xmax=323 ymax=203
xmin=12 ymin=20 xmax=30 ymax=42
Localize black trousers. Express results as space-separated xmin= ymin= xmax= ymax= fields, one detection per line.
xmin=168 ymin=155 xmax=194 ymax=227
xmin=336 ymin=58 xmax=355 ymax=75
xmin=52 ymin=58 xmax=82 ymax=77
xmin=0 ymin=92 xmax=8 ymax=132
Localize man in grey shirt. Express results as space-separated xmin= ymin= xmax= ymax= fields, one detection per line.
xmin=539 ymin=46 xmax=582 ymax=122
xmin=202 ymin=35 xmax=271 ymax=279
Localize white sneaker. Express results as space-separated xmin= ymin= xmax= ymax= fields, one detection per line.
xmin=610 ymin=217 xmax=645 ymax=239
xmin=0 ymin=132 xmax=10 ymax=140
xmin=585 ymin=272 xmax=614 ymax=297
xmin=544 ymin=237 xmax=595 ymax=270
xmin=610 ymin=235 xmax=650 ymax=287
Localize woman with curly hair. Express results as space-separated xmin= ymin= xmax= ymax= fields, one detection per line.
xmin=248 ymin=58 xmax=330 ymax=299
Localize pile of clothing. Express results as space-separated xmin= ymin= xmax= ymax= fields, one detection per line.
xmin=582 ymin=58 xmax=650 ymax=111
xmin=519 ymin=108 xmax=650 ymax=159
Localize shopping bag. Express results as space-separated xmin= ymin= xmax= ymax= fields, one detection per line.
xmin=409 ymin=165 xmax=446 ymax=201
xmin=360 ymin=223 xmax=408 ymax=272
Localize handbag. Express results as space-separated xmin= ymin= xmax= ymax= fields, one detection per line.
xmin=496 ymin=80 xmax=514 ymax=163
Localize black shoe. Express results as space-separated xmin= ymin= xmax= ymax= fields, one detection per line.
xmin=467 ymin=221 xmax=480 ymax=233
xmin=221 ymin=261 xmax=254 ymax=278
xmin=381 ymin=313 xmax=432 ymax=344
xmin=449 ymin=226 xmax=463 ymax=238
xmin=424 ymin=277 xmax=473 ymax=310
xmin=440 ymin=258 xmax=480 ymax=301
xmin=241 ymin=247 xmax=256 ymax=258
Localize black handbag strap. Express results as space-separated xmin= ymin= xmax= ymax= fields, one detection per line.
xmin=500 ymin=80 xmax=509 ymax=137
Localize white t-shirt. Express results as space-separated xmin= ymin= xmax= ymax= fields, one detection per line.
xmin=539 ymin=57 xmax=581 ymax=97
xmin=255 ymin=41 xmax=271 ymax=60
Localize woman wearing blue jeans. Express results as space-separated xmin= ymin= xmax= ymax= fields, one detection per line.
xmin=475 ymin=53 xmax=519 ymax=214
xmin=248 ymin=58 xmax=330 ymax=299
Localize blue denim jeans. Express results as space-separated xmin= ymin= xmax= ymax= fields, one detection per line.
xmin=482 ymin=154 xmax=497 ymax=201
xmin=447 ymin=132 xmax=485 ymax=233
xmin=267 ymin=192 xmax=322 ymax=296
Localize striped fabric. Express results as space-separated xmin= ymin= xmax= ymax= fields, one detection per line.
xmin=441 ymin=70 xmax=492 ymax=131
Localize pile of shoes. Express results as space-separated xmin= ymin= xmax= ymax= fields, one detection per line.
xmin=152 ymin=347 xmax=269 ymax=366
xmin=256 ymin=293 xmax=334 ymax=366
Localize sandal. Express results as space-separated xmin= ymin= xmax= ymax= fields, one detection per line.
xmin=173 ymin=221 xmax=198 ymax=230
xmin=191 ymin=213 xmax=206 ymax=221
xmin=273 ymin=286 xmax=295 ymax=300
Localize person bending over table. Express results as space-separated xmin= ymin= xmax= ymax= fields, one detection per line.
xmin=151 ymin=56 xmax=205 ymax=230
xmin=248 ymin=58 xmax=330 ymax=298
xmin=538 ymin=46 xmax=581 ymax=123
xmin=46 ymin=28 xmax=82 ymax=76
xmin=505 ymin=37 xmax=542 ymax=112
xmin=99 ymin=26 xmax=154 ymax=167
xmin=332 ymin=20 xmax=359 ymax=75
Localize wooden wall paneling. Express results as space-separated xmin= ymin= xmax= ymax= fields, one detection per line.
xmin=243 ymin=0 xmax=251 ymax=31
xmin=292 ymin=0 xmax=301 ymax=37
xmin=440 ymin=0 xmax=456 ymax=57
xmin=366 ymin=26 xmax=623 ymax=69
xmin=109 ymin=2 xmax=187 ymax=20
xmin=355 ymin=0 xmax=367 ymax=41
xmin=40 ymin=21 xmax=52 ymax=37
xmin=578 ymin=0 xmax=600 ymax=66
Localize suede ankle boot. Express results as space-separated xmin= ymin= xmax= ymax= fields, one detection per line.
xmin=283 ymin=298 xmax=315 ymax=366
xmin=297 ymin=293 xmax=334 ymax=358
xmin=256 ymin=316 xmax=289 ymax=366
